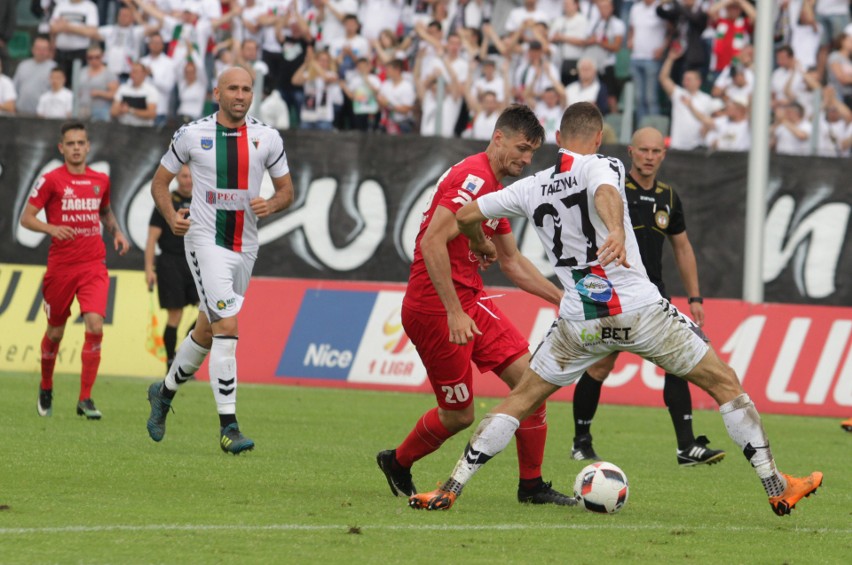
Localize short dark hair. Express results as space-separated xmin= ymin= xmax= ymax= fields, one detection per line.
xmin=559 ymin=102 xmax=603 ymax=139
xmin=387 ymin=59 xmax=403 ymax=71
xmin=60 ymin=121 xmax=87 ymax=139
xmin=495 ymin=104 xmax=545 ymax=145
xmin=776 ymin=45 xmax=794 ymax=57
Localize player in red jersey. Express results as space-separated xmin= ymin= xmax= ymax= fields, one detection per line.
xmin=377 ymin=105 xmax=574 ymax=506
xmin=20 ymin=121 xmax=130 ymax=419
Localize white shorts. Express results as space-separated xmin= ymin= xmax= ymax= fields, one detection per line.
xmin=185 ymin=241 xmax=256 ymax=322
xmin=530 ymin=299 xmax=710 ymax=387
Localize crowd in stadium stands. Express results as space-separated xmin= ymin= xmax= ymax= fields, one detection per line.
xmin=1 ymin=0 xmax=851 ymax=156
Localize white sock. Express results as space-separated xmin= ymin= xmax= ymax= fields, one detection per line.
xmin=209 ymin=336 xmax=238 ymax=415
xmin=445 ymin=413 xmax=520 ymax=494
xmin=720 ymin=393 xmax=786 ymax=496
xmin=164 ymin=335 xmax=210 ymax=392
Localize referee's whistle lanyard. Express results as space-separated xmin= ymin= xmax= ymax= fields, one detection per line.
xmin=476 ymin=294 xmax=505 ymax=320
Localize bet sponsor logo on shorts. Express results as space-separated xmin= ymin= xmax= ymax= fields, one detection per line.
xmin=579 ymin=326 xmax=634 ymax=347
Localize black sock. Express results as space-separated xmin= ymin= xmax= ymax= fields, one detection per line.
xmin=518 ymin=476 xmax=544 ymax=492
xmin=163 ymin=325 xmax=178 ymax=365
xmin=219 ymin=413 xmax=237 ymax=428
xmin=664 ymin=373 xmax=695 ymax=450
xmin=160 ymin=381 xmax=177 ymax=399
xmin=573 ymin=372 xmax=602 ymax=438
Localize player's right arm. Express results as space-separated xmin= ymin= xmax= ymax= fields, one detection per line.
xmin=144 ymin=225 xmax=162 ymax=291
xmin=593 ymin=184 xmax=630 ymax=268
xmin=20 ymin=176 xmax=75 ymax=240
xmin=421 ymin=205 xmax=481 ymax=346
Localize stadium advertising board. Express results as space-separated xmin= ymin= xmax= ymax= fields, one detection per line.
xmin=1 ymin=266 xmax=849 ymax=417
xmin=0 ymin=118 xmax=850 ymax=307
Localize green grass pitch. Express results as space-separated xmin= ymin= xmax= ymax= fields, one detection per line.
xmin=1 ymin=373 xmax=849 ymax=564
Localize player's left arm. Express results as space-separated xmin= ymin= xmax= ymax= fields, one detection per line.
xmin=493 ymin=232 xmax=563 ymax=307
xmin=668 ymin=231 xmax=704 ymax=326
xmin=251 ymin=173 xmax=294 ymax=217
xmin=100 ymin=204 xmax=131 ymax=255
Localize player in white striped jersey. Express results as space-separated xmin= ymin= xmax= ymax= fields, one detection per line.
xmin=409 ymin=102 xmax=823 ymax=517
xmin=146 ymin=66 xmax=295 ymax=454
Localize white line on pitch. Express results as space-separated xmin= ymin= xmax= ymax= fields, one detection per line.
xmin=0 ymin=523 xmax=848 ymax=535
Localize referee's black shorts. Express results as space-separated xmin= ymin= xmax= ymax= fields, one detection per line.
xmin=156 ymin=253 xmax=199 ymax=309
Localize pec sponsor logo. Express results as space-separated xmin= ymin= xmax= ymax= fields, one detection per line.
xmin=200 ymin=137 xmax=213 ymax=150
xmin=575 ymin=274 xmax=614 ymax=303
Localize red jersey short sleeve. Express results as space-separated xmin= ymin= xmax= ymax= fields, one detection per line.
xmin=28 ymin=165 xmax=110 ymax=269
xmin=404 ymin=153 xmax=508 ymax=314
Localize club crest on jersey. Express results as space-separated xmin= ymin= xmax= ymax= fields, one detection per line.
xmin=461 ymin=174 xmax=485 ymax=194
xmin=200 ymin=137 xmax=213 ymax=150
xmin=655 ymin=210 xmax=670 ymax=229
xmin=575 ymin=274 xmax=614 ymax=303
xmin=251 ymin=137 xmax=260 ymax=149
xmin=93 ymin=185 xmax=100 ymax=195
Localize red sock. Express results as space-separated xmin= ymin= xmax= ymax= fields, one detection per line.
xmin=515 ymin=402 xmax=548 ymax=480
xmin=395 ymin=407 xmax=454 ymax=468
xmin=40 ymin=334 xmax=60 ymax=391
xmin=80 ymin=332 xmax=103 ymax=401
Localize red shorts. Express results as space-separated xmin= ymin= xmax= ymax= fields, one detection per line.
xmin=42 ymin=262 xmax=109 ymax=326
xmin=401 ymin=298 xmax=529 ymax=410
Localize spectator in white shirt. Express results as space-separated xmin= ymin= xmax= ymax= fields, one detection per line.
xmin=472 ymin=58 xmax=507 ymax=103
xmin=628 ymin=0 xmax=669 ymax=123
xmin=111 ymin=61 xmax=159 ymax=126
xmin=504 ymin=0 xmax=549 ymax=43
xmin=416 ymin=32 xmax=469 ymax=137
xmin=37 ymin=68 xmax=74 ymax=119
xmin=77 ymin=45 xmax=118 ymax=121
xmin=13 ymin=36 xmax=56 ymax=116
xmin=815 ymin=88 xmax=852 ymax=157
xmin=292 ymin=46 xmax=339 ymax=130
xmin=690 ymin=95 xmax=751 ymax=152
xmin=827 ymin=30 xmax=852 ymax=108
xmin=341 ymin=57 xmax=382 ymax=131
xmin=660 ymin=45 xmax=721 ymax=150
xmin=358 ymin=0 xmax=403 ymax=42
xmin=565 ymin=57 xmax=609 ymax=112
xmin=177 ymin=59 xmax=207 ymax=122
xmin=140 ymin=34 xmax=176 ymax=126
xmin=377 ymin=59 xmax=416 ymax=134
xmin=583 ymin=0 xmax=625 ymax=113
xmin=314 ymin=0 xmax=360 ymax=49
xmin=329 ymin=14 xmax=372 ymax=80
xmin=0 ymin=59 xmax=16 ymax=115
xmin=550 ymin=0 xmax=589 ymax=85
xmin=532 ymin=86 xmax=565 ymax=144
xmin=771 ymin=102 xmax=813 ymax=155
xmin=513 ymin=40 xmax=560 ymax=101
xmin=50 ymin=0 xmax=99 ymax=85
xmin=771 ymin=45 xmax=804 ymax=110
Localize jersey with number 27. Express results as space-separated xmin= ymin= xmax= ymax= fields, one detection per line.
xmin=477 ymin=148 xmax=661 ymax=321
xmin=160 ymin=113 xmax=289 ymax=253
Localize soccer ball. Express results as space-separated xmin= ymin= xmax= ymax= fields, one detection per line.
xmin=573 ymin=461 xmax=629 ymax=514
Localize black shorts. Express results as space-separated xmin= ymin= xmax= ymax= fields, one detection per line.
xmin=156 ymin=253 xmax=199 ymax=310
xmin=600 ymin=66 xmax=621 ymax=99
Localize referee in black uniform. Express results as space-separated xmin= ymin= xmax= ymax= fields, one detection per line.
xmin=571 ymin=127 xmax=726 ymax=466
xmin=144 ymin=164 xmax=198 ymax=373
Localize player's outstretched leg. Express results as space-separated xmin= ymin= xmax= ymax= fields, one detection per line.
xmin=572 ymin=372 xmax=602 ymax=461
xmin=719 ymin=393 xmax=822 ymax=516
xmin=147 ymin=333 xmax=210 ymax=442
xmin=409 ymin=413 xmax=520 ymax=511
xmin=210 ymin=335 xmax=254 ymax=454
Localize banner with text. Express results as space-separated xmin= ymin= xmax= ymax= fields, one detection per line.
xmin=2 ymin=267 xmax=849 ymax=416
xmin=0 ymin=118 xmax=850 ymax=306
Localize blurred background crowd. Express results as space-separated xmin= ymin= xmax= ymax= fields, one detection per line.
xmin=0 ymin=0 xmax=850 ymax=156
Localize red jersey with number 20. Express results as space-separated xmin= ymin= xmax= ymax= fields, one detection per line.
xmin=403 ymin=152 xmax=512 ymax=315
xmin=27 ymin=164 xmax=111 ymax=269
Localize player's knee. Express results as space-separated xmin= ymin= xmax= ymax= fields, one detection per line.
xmin=45 ymin=326 xmax=65 ymax=342
xmin=440 ymin=407 xmax=475 ymax=432
xmin=586 ymin=365 xmax=610 ymax=382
